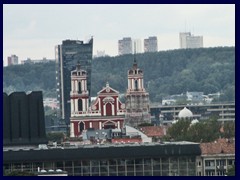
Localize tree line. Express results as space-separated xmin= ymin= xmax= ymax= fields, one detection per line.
xmin=3 ymin=47 xmax=235 ymax=103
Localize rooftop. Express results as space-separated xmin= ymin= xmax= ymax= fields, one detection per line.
xmin=200 ymin=138 xmax=235 ymax=155
xmin=4 ymin=141 xmax=201 ymax=163
xmin=139 ymin=126 xmax=167 ymax=137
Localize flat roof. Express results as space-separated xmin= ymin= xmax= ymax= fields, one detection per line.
xmin=3 ymin=142 xmax=201 ymax=163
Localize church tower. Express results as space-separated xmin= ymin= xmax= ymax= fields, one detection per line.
xmin=70 ymin=63 xmax=89 ymax=137
xmin=125 ymin=57 xmax=150 ymax=127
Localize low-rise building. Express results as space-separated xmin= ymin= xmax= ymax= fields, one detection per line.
xmin=196 ymin=138 xmax=235 ymax=176
xmin=150 ymin=102 xmax=235 ymax=124
xmin=4 ymin=141 xmax=201 ymax=176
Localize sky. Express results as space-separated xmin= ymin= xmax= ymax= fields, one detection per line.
xmin=3 ymin=4 xmax=235 ymax=66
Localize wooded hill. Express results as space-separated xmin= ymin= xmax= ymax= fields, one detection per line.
xmin=3 ymin=47 xmax=235 ymax=102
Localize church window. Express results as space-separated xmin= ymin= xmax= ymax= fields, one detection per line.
xmin=135 ymin=80 xmax=138 ymax=90
xmin=78 ymin=81 xmax=82 ymax=93
xmin=79 ymin=122 xmax=84 ymax=132
xmin=78 ymin=99 xmax=83 ymax=111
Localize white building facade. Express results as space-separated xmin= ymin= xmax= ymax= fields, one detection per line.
xmin=179 ymin=32 xmax=203 ymax=49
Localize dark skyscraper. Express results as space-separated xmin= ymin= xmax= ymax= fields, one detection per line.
xmin=55 ymin=38 xmax=93 ymax=124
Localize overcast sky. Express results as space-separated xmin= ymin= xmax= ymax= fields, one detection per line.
xmin=3 ymin=4 xmax=235 ymax=65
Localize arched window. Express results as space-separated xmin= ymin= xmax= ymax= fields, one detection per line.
xmin=78 ymin=81 xmax=82 ymax=93
xmin=135 ymin=80 xmax=138 ymax=90
xmin=79 ymin=122 xmax=84 ymax=132
xmin=78 ymin=99 xmax=83 ymax=111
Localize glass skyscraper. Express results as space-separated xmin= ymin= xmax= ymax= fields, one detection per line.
xmin=55 ymin=38 xmax=93 ymax=124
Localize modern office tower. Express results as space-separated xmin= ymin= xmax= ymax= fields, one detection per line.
xmin=144 ymin=36 xmax=158 ymax=52
xmin=7 ymin=55 xmax=18 ymax=66
xmin=179 ymin=32 xmax=203 ymax=49
xmin=118 ymin=37 xmax=133 ymax=55
xmin=125 ymin=58 xmax=150 ymax=127
xmin=55 ymin=38 xmax=93 ymax=124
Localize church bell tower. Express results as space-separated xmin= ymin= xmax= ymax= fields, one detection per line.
xmin=70 ymin=63 xmax=89 ymax=137
xmin=125 ymin=55 xmax=150 ymax=127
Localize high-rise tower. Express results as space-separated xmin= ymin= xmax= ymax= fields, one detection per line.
xmin=55 ymin=38 xmax=93 ymax=124
xmin=118 ymin=37 xmax=133 ymax=55
xmin=179 ymin=32 xmax=203 ymax=49
xmin=125 ymin=57 xmax=150 ymax=127
xmin=144 ymin=36 xmax=158 ymax=52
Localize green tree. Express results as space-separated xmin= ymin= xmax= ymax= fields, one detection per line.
xmin=221 ymin=121 xmax=235 ymax=138
xmin=3 ymin=47 xmax=235 ymax=102
xmin=46 ymin=132 xmax=65 ymax=143
xmin=226 ymin=165 xmax=235 ymax=176
xmin=166 ymin=118 xmax=221 ymax=142
xmin=167 ymin=119 xmax=191 ymax=141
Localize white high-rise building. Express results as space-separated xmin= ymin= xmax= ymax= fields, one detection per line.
xmin=144 ymin=36 xmax=158 ymax=52
xmin=133 ymin=39 xmax=142 ymax=53
xmin=118 ymin=37 xmax=133 ymax=55
xmin=118 ymin=38 xmax=143 ymax=55
xmin=179 ymin=32 xmax=203 ymax=49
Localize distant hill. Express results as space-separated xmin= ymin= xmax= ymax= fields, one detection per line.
xmin=3 ymin=47 xmax=235 ymax=102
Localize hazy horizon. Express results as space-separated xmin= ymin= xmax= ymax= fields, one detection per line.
xmin=3 ymin=4 xmax=235 ymax=65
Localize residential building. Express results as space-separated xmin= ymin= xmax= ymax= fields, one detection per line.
xmin=55 ymin=38 xmax=93 ymax=125
xmin=21 ymin=58 xmax=54 ymax=64
xmin=7 ymin=55 xmax=18 ymax=66
xmin=196 ymin=138 xmax=235 ymax=176
xmin=95 ymin=50 xmax=106 ymax=57
xmin=118 ymin=37 xmax=133 ymax=55
xmin=144 ymin=36 xmax=158 ymax=52
xmin=179 ymin=32 xmax=203 ymax=49
xmin=186 ymin=91 xmax=204 ymax=103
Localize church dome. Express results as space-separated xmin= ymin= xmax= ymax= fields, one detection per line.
xmin=178 ymin=107 xmax=193 ymax=119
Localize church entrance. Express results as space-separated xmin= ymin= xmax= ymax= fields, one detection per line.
xmin=103 ymin=121 xmax=115 ymax=129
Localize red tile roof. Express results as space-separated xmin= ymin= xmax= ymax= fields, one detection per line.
xmin=200 ymin=138 xmax=235 ymax=155
xmin=139 ymin=126 xmax=167 ymax=137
